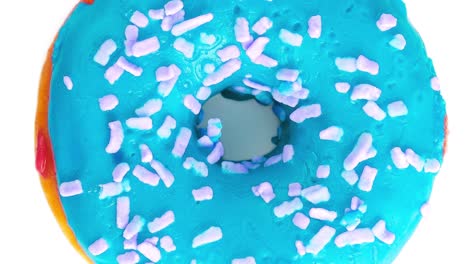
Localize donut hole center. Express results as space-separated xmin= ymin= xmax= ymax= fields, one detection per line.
xmin=198 ymin=93 xmax=280 ymax=162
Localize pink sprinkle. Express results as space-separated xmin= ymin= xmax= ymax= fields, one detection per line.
xmin=363 ymin=101 xmax=387 ymax=121
xmin=124 ymin=235 xmax=137 ymax=250
xmin=343 ymin=133 xmax=376 ymax=171
xmin=387 ymin=101 xmax=408 ymax=117
xmin=63 ymin=76 xmax=73 ymax=90
xmin=203 ymin=59 xmax=242 ymax=86
xmin=295 ymin=241 xmax=306 ymax=256
xmin=126 ymin=117 xmax=152 ymax=130
xmin=234 ymin=17 xmax=251 ymax=43
xmin=335 ymin=57 xmax=357 ymax=72
xmin=357 ymin=55 xmax=379 ymax=75
xmin=301 ymin=185 xmax=330 ymax=204
xmin=161 ymin=10 xmax=185 ymax=31
xmin=94 ymin=39 xmax=117 ymax=66
xmin=252 ymin=182 xmax=276 ymax=203
xmin=171 ymin=13 xmax=214 ymax=36
xmin=293 ymin=212 xmax=310 ymax=230
xmin=59 ymin=180 xmax=83 ymax=197
xmin=207 ymin=118 xmax=222 ymax=138
xmin=117 ymin=251 xmax=140 ymax=264
xmin=309 ymin=208 xmax=337 ymax=222
xmin=192 ymin=226 xmax=223 ymax=248
xmin=273 ymin=197 xmax=303 ymax=218
xmin=124 ymin=215 xmax=145 ymax=240
xmin=246 ymin=37 xmax=270 ymax=60
xmin=308 ymin=15 xmax=322 ymax=39
xmin=99 ymin=94 xmax=119 ymax=111
xmin=351 ymin=84 xmax=381 ymax=101
xmin=217 ymin=45 xmax=241 ymax=62
xmin=99 ymin=181 xmax=129 ymax=199
xmin=335 ymin=228 xmax=375 ymax=247
xmin=192 ymin=186 xmax=214 ymax=201
xmin=372 ymin=220 xmax=395 ymax=245
xmin=113 ymin=163 xmax=130 ymax=182
xmin=243 ymin=79 xmax=272 ymax=92
xmin=160 ymin=236 xmax=176 ymax=252
xmin=207 ymin=142 xmax=224 ymax=164
xmin=377 ymin=14 xmax=397 ymax=32
xmin=157 ymin=115 xmax=177 ymax=139
xmin=358 ymin=166 xmax=378 ymax=192
xmin=132 ymin=165 xmax=160 ymax=186
xmin=183 ymin=157 xmax=209 ymax=177
xmin=316 ymin=165 xmax=330 ymax=178
xmin=164 ymin=0 xmax=183 ymax=16
xmin=172 ymin=127 xmax=192 ymax=158
xmin=130 ymin=11 xmax=149 ymax=28
xmin=150 ymin=160 xmax=175 ymax=187
xmin=106 ymin=121 xmax=124 ymax=153
xmin=335 ymin=82 xmax=351 ymax=93
xmin=341 ymin=170 xmax=359 ymax=185
xmin=148 ymin=210 xmax=175 ymax=233
xmin=276 ymin=68 xmax=300 ymax=82
xmin=222 ymin=161 xmax=249 ymax=174
xmin=139 ymin=144 xmax=153 ymax=163
xmin=116 ymin=57 xmax=143 ymax=76
xmin=156 ymin=64 xmax=181 ymax=85
xmin=184 ymin=95 xmax=202 ymax=114
xmin=149 ymin=9 xmax=165 ymax=20
xmin=305 ymin=226 xmax=336 ymax=255
xmin=135 ymin=99 xmax=163 ymax=117
xmin=137 ymin=242 xmax=161 ymax=262
xmin=253 ymin=54 xmax=278 ymax=68
xmin=196 ymin=87 xmax=212 ymax=100
xmin=117 ymin=196 xmax=130 ymax=229
xmin=174 ymin=37 xmax=195 ymax=58
xmin=144 ymin=237 xmax=159 ymax=246
xmin=390 ymin=34 xmax=406 ymax=50
xmin=319 ymin=126 xmax=344 ymax=142
xmin=272 ymin=89 xmax=299 ymax=107
xmin=264 ymin=154 xmax=282 ymax=167
xmin=282 ymin=144 xmax=295 ymax=162
xmin=132 ymin=37 xmax=160 ymax=57
xmin=391 ymin=147 xmax=409 ymax=169
xmin=253 ymin=17 xmax=273 ymax=35
xmin=124 ymin=26 xmax=139 ymax=56
xmin=279 ymin=29 xmax=303 ymax=47
xmin=424 ymin=159 xmax=441 ymax=173
xmin=198 ymin=135 xmax=214 ymax=148
xmin=232 ymin=257 xmax=256 ymax=264
xmin=288 ymin=183 xmax=302 ymax=197
xmin=88 ymin=238 xmax=109 ymax=256
xmin=431 ymin=77 xmax=441 ymax=91
xmin=290 ymin=104 xmax=322 ymax=123
xmin=405 ymin=148 xmax=424 ymax=172
xmin=105 ymin=64 xmax=124 ymax=85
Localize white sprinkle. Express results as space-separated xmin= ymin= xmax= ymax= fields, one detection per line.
xmin=116 ymin=57 xmax=143 ymax=76
xmin=126 ymin=117 xmax=152 ymax=130
xmin=272 ymin=89 xmax=299 ymax=107
xmin=301 ymin=185 xmax=330 ymax=204
xmin=253 ymin=54 xmax=278 ymax=68
xmin=59 ymin=180 xmax=83 ymax=197
xmin=160 ymin=236 xmax=176 ymax=252
xmin=217 ymin=45 xmax=241 ymax=62
xmin=130 ymin=11 xmax=149 ymax=28
xmin=124 ymin=25 xmax=139 ymax=56
xmin=288 ymin=183 xmax=302 ymax=197
xmin=431 ymin=77 xmax=441 ymax=91
xmin=132 ymin=165 xmax=160 ymax=186
xmin=252 ymin=182 xmax=276 ymax=203
xmin=292 ymin=212 xmax=310 ymax=230
xmin=276 ymin=68 xmax=300 ymax=82
xmin=198 ymin=135 xmax=214 ymax=148
xmin=351 ymin=196 xmax=367 ymax=212
xmin=316 ymin=165 xmax=330 ymax=179
xmin=273 ymin=197 xmax=303 ymax=218
xmin=184 ymin=95 xmax=202 ymax=114
xmin=253 ymin=17 xmax=273 ymax=35
xmin=305 ymin=226 xmax=336 ymax=255
xmin=319 ymin=126 xmax=344 ymax=142
xmin=290 ymin=104 xmax=322 ymax=123
xmin=94 ymin=39 xmax=117 ymax=66
xmin=124 ymin=215 xmax=145 ymax=240
xmin=174 ymin=37 xmax=195 ymax=58
xmin=148 ymin=210 xmax=175 ymax=233
xmin=164 ymin=0 xmax=183 ymax=16
xmin=137 ymin=242 xmax=161 ymax=263
xmin=358 ymin=166 xmax=378 ymax=192
xmin=264 ymin=154 xmax=282 ymax=167
xmin=172 ymin=127 xmax=192 ymax=158
xmin=117 ymin=251 xmax=140 ymax=264
xmin=343 ymin=133 xmax=377 ymax=171
xmin=232 ymin=256 xmax=256 ymax=264
xmin=105 ymin=64 xmax=124 ymax=85
xmin=132 ymin=37 xmax=160 ymax=58
xmin=222 ymin=161 xmax=249 ymax=174
xmin=391 ymin=147 xmax=409 ymax=169
xmin=157 ymin=115 xmax=177 ymax=139
xmin=390 ymin=34 xmax=406 ymax=50
xmin=309 ymin=208 xmax=337 ymax=222
xmin=203 ymin=59 xmax=242 ymax=86
xmin=149 ymin=9 xmax=165 ymax=20
xmin=106 ymin=121 xmax=124 ymax=154
xmin=192 ymin=186 xmax=214 ymax=201
xmin=192 ymin=226 xmax=223 ymax=248
xmin=282 ymin=144 xmax=295 ymax=163
xmin=172 ymin=13 xmax=214 ymax=36
xmin=196 ymin=86 xmax=212 ymax=100
xmin=335 ymin=228 xmax=375 ymax=247
xmin=113 ymin=163 xmax=130 ymax=182
xmin=424 ymin=159 xmax=441 ymax=173
xmin=387 ymin=101 xmax=408 ymax=117
xmin=296 ymin=241 xmax=306 ymax=256
xmin=88 ymin=238 xmax=109 ymax=256
xmin=99 ymin=94 xmax=119 ymax=111
xmin=363 ymin=101 xmax=387 ymax=121
xmin=183 ymin=157 xmax=209 ymax=177
xmin=279 ymin=29 xmax=303 ymax=47
xmin=117 ymin=196 xmax=130 ymax=229
xmin=156 ymin=65 xmax=177 ymax=82
xmin=308 ymin=15 xmax=322 ymax=39
xmin=63 ymin=76 xmax=73 ymax=90
xmin=235 ymin=17 xmax=252 ymax=43
xmin=99 ymin=181 xmax=129 ymax=199
xmin=351 ymin=84 xmax=382 ymax=101
xmin=377 ymin=14 xmax=397 ymax=32
xmin=162 ymin=11 xmax=187 ymax=32
xmin=150 ymin=160 xmax=175 ymax=187
xmin=372 ymin=220 xmax=395 ymax=245
xmin=357 ymin=55 xmax=379 ymax=75
xmin=335 ymin=57 xmax=357 ymax=73
xmin=135 ymin=99 xmax=162 ymax=117
xmin=204 ymin=63 xmax=216 ymax=74
xmin=341 ymin=170 xmax=359 ymax=185
xmin=243 ymin=79 xmax=272 ymax=92
xmin=405 ymin=148 xmax=425 ymax=172
xmin=335 ymin=82 xmax=351 ymax=93
xmin=246 ymin=37 xmax=270 ymax=60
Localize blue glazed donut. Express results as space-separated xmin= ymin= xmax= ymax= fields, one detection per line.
xmin=36 ymin=0 xmax=447 ymax=263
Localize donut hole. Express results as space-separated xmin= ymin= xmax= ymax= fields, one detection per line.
xmin=198 ymin=93 xmax=281 ymax=162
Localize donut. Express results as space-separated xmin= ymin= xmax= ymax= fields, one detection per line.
xmin=35 ymin=0 xmax=447 ymax=263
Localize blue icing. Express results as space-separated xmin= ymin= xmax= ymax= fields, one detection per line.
xmin=47 ymin=0 xmax=446 ymax=263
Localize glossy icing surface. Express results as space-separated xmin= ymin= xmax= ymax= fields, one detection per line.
xmin=46 ymin=0 xmax=446 ymax=263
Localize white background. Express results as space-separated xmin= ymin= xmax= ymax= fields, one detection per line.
xmin=0 ymin=0 xmax=467 ymax=263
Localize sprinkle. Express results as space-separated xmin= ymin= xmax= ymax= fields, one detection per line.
xmin=290 ymin=104 xmax=321 ymax=123
xmin=341 ymin=170 xmax=359 ymax=185
xmin=192 ymin=226 xmax=223 ymax=248
xmin=150 ymin=160 xmax=175 ymax=187
xmin=204 ymin=63 xmax=216 ymax=73
xmin=372 ymin=220 xmax=395 ymax=245
xmin=192 ymin=186 xmax=214 ymax=201
xmin=174 ymin=37 xmax=195 ymax=58
xmin=272 ymin=89 xmax=299 ymax=107
xmin=301 ymin=185 xmax=330 ymax=204
xmin=243 ymin=79 xmax=272 ymax=92
xmin=246 ymin=37 xmax=270 ymax=60
xmin=172 ymin=13 xmax=214 ymax=36
xmin=217 ymin=45 xmax=241 ymax=62
xmin=387 ymin=101 xmax=408 ymax=117
xmin=252 ymin=182 xmax=276 ymax=203
xmin=235 ymin=18 xmax=252 ymax=43
xmin=207 ymin=118 xmax=223 ymax=139
xmin=124 ymin=215 xmax=145 ymax=240
xmin=405 ymin=148 xmax=425 ymax=172
xmin=335 ymin=82 xmax=351 ymax=93
xmin=424 ymin=159 xmax=441 ymax=173
xmin=377 ymin=14 xmax=397 ymax=32
xmin=117 ymin=196 xmax=130 ymax=229
xmin=135 ymin=99 xmax=163 ymax=117
xmin=172 ymin=127 xmax=192 ymax=158
xmin=308 ymin=15 xmax=322 ymax=39
xmin=149 ymin=9 xmax=165 ymax=20
xmin=391 ymin=147 xmax=409 ymax=169
xmin=59 ymin=180 xmax=83 ymax=197
xmin=253 ymin=54 xmax=278 ymax=68
xmin=309 ymin=208 xmax=337 ymax=222
xmin=113 ymin=163 xmax=130 ymax=182
xmin=363 ymin=101 xmax=387 ymax=121
xmin=207 ymin=142 xmax=224 ymax=164
xmin=148 ymin=210 xmax=175 ymax=233
xmin=276 ymin=69 xmax=300 ymax=82
xmin=63 ymin=76 xmax=73 ymax=90
xmin=200 ymin=32 xmax=216 ymax=45
xmin=273 ymin=197 xmax=303 ymax=218
xmin=222 ymin=161 xmax=249 ymax=174
xmin=126 ymin=117 xmax=152 ymax=130
xmin=282 ymin=144 xmax=295 ymax=162
xmin=390 ymin=34 xmax=406 ymax=50
xmin=184 ymin=95 xmax=202 ymax=114
xmin=335 ymin=228 xmax=375 ymax=247
xmin=116 ymin=57 xmax=143 ymax=76
xmin=130 ymin=11 xmax=149 ymax=28
xmin=242 ymin=161 xmax=261 ymax=170
xmin=264 ymin=154 xmax=282 ymax=167
xmin=356 ymin=55 xmax=379 ymax=75
xmin=203 ymin=59 xmax=242 ymax=86
xmin=157 ymin=115 xmax=177 ymax=139
xmin=279 ymin=29 xmax=303 ymax=47
xmin=94 ymin=39 xmax=117 ymax=66
xmin=358 ymin=166 xmax=378 ymax=192
xmin=105 ymin=64 xmax=124 ymax=84
xmin=99 ymin=95 xmax=119 ymax=111
xmin=306 ymin=226 xmax=336 ymax=255
xmin=137 ymin=242 xmax=161 ymax=263
xmin=232 ymin=257 xmax=256 ymax=264
xmin=293 ymin=212 xmax=310 ymax=230
xmin=343 ymin=133 xmax=377 ymax=171
xmin=431 ymin=77 xmax=441 ymax=91
xmin=288 ymin=183 xmax=302 ymax=197
xmin=124 ymin=236 xmax=138 ymax=249
xmin=252 ymin=17 xmax=273 ymax=35
xmin=319 ymin=126 xmax=344 ymax=142
xmin=117 ymin=251 xmax=140 ymax=264
xmin=99 ymin=181 xmax=130 ymax=199
xmin=132 ymin=37 xmax=160 ymax=57
xmin=162 ymin=10 xmax=185 ymax=31
xmin=296 ymin=240 xmax=306 ymax=256
xmin=335 ymin=58 xmax=357 ymax=72
xmin=183 ymin=157 xmax=209 ymax=177
xmin=124 ymin=25 xmax=139 ymax=56
xmin=133 ymin=165 xmax=160 ymax=186
xmin=351 ymin=84 xmax=381 ymax=101
xmin=164 ymin=0 xmax=183 ymax=16
xmin=351 ymin=196 xmax=367 ymax=212
xmin=160 ymin=236 xmax=176 ymax=252
xmin=196 ymin=87 xmax=212 ymax=100
xmin=316 ymin=165 xmax=330 ymax=178
xmin=198 ymin=135 xmax=214 ymax=148
xmin=106 ymin=121 xmax=124 ymax=154
xmin=88 ymin=238 xmax=109 ymax=256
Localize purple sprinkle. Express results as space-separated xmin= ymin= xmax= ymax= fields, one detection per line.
xmin=246 ymin=37 xmax=270 ymax=60
xmin=161 ymin=10 xmax=185 ymax=31
xmin=132 ymin=165 xmax=160 ymax=186
xmin=234 ymin=17 xmax=251 ymax=43
xmin=148 ymin=210 xmax=175 ymax=233
xmin=316 ymin=165 xmax=330 ymax=179
xmin=377 ymin=14 xmax=397 ymax=32
xmin=350 ymin=196 xmax=364 ymax=211
xmin=124 ymin=25 xmax=139 ymax=56
xmin=174 ymin=37 xmax=195 ymax=58
xmin=424 ymin=159 xmax=441 ymax=173
xmin=279 ymin=29 xmax=303 ymax=47
xmin=272 ymin=89 xmax=299 ymax=107
xmin=273 ymin=197 xmax=303 ymax=218
xmin=135 ymin=99 xmax=163 ymax=117
xmin=59 ymin=180 xmax=83 ymax=197
xmin=391 ymin=147 xmax=409 ymax=169
xmin=126 ymin=117 xmax=152 ymax=130
xmin=363 ymin=101 xmax=387 ymax=121
xmin=253 ymin=54 xmax=278 ymax=68
xmin=137 ymin=242 xmax=161 ymax=262
xmin=372 ymin=220 xmax=395 ymax=245
xmin=252 ymin=17 xmax=273 ymax=35
xmin=150 ymin=160 xmax=175 ymax=187
xmin=335 ymin=82 xmax=351 ymax=93
xmin=123 ymin=236 xmax=137 ymax=250
xmin=293 ymin=212 xmax=310 ymax=230
xmin=132 ymin=37 xmax=160 ymax=57
xmin=309 ymin=208 xmax=337 ymax=222
xmin=207 ymin=118 xmax=222 ymax=138
xmin=203 ymin=59 xmax=242 ymax=86
xmin=387 ymin=101 xmax=408 ymax=117
xmin=117 ymin=196 xmax=130 ymax=229
xmin=207 ymin=142 xmax=224 ymax=164
xmin=305 ymin=226 xmax=336 ymax=255
xmin=308 ymin=15 xmax=322 ymax=39
xmin=343 ymin=133 xmax=376 ymax=171
xmin=63 ymin=76 xmax=73 ymax=90
xmin=139 ymin=144 xmax=153 ymax=163
xmin=160 ymin=236 xmax=176 ymax=252
xmin=196 ymin=86 xmax=212 ymax=100
xmin=158 ymin=65 xmax=181 ymax=97
xmin=341 ymin=170 xmax=359 ymax=185
xmin=301 ymin=185 xmax=330 ymax=204
xmin=276 ymin=68 xmax=300 ymax=82
xmin=117 ymin=251 xmax=140 ymax=264
xmin=252 ymin=182 xmax=275 ymax=203
xmin=431 ymin=77 xmax=441 ymax=91
xmin=232 ymin=257 xmax=256 ymax=264
xmin=335 ymin=228 xmax=375 ymax=247
xmin=144 ymin=237 xmax=159 ymax=246
xmin=335 ymin=57 xmax=357 ymax=72
xmin=197 ymin=135 xmax=214 ymax=148
xmin=242 ymin=161 xmax=261 ymax=170
xmin=217 ymin=45 xmax=241 ymax=62
xmin=94 ymin=39 xmax=117 ymax=66
xmin=319 ymin=126 xmax=344 ymax=142
xmin=183 ymin=157 xmax=209 ymax=177
xmin=243 ymin=79 xmax=272 ymax=92
xmin=390 ymin=34 xmax=406 ymax=50
xmin=99 ymin=181 xmax=129 ymax=199
xmin=88 ymin=238 xmax=109 ymax=256
xmin=106 ymin=121 xmax=124 ymax=153
xmin=222 ymin=161 xmax=249 ymax=174
xmin=264 ymin=154 xmax=282 ymax=167
xmin=113 ymin=163 xmax=130 ymax=182
xmin=172 ymin=127 xmax=192 ymax=158
xmin=356 ymin=55 xmax=379 ymax=75
xmin=192 ymin=186 xmax=214 ymax=201
xmin=358 ymin=166 xmax=378 ymax=192
xmin=157 ymin=115 xmax=177 ymax=139
xmin=105 ymin=64 xmax=124 ymax=85
xmin=282 ymin=144 xmax=295 ymax=162
xmin=130 ymin=11 xmax=149 ymax=28
xmin=184 ymin=95 xmax=202 ymax=114
xmin=351 ymin=84 xmax=381 ymax=101
xmin=405 ymin=148 xmax=424 ymax=172
xmin=192 ymin=226 xmax=223 ymax=248
xmin=149 ymin=9 xmax=165 ymax=20
xmin=171 ymin=13 xmax=214 ymax=36
xmin=99 ymin=94 xmax=119 ymax=111
xmin=290 ymin=104 xmax=322 ymax=123
xmin=288 ymin=183 xmax=302 ymax=197
xmin=116 ymin=57 xmax=143 ymax=76
xmin=164 ymin=0 xmax=183 ymax=16
xmin=156 ymin=66 xmax=177 ymax=82
xmin=123 ymin=215 xmax=145 ymax=240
